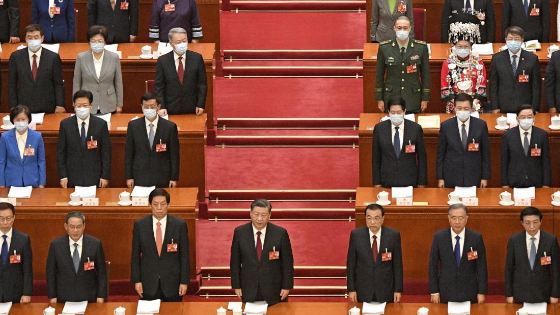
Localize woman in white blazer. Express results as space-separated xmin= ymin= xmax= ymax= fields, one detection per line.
xmin=73 ymin=25 xmax=123 ymax=114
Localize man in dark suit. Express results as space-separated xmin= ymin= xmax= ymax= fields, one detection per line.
xmin=230 ymin=199 xmax=294 ymax=306
xmin=429 ymin=203 xmax=488 ymax=303
xmin=372 ymin=96 xmax=427 ymax=188
xmin=501 ymin=104 xmax=551 ymax=188
xmin=0 ymin=202 xmax=32 ymax=303
xmin=131 ymin=189 xmax=190 ymax=302
xmin=490 ymin=26 xmax=541 ymax=114
xmin=0 ymin=0 xmax=20 ymax=44
xmin=8 ymin=24 xmax=65 ymax=113
xmin=46 ymin=211 xmax=107 ymax=303
xmin=155 ymin=27 xmax=207 ymax=116
xmin=506 ymin=207 xmax=560 ymax=304
xmin=502 ymin=0 xmax=549 ymax=42
xmin=125 ymin=92 xmax=180 ymax=188
xmin=347 ymin=204 xmax=403 ymax=303
xmin=437 ymin=93 xmax=491 ymax=188
xmin=545 ymin=50 xmax=560 ymax=113
xmin=58 ymin=90 xmax=111 ymax=188
xmin=87 ymin=0 xmax=138 ymax=43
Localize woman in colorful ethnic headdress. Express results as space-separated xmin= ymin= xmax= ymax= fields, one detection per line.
xmin=441 ymin=23 xmax=487 ymax=113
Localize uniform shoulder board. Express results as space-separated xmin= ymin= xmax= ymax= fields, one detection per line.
xmin=414 ymin=40 xmax=427 ymax=45
xmin=379 ymin=40 xmax=392 ymax=45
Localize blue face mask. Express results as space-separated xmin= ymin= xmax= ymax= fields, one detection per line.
xmin=90 ymin=42 xmax=105 ymax=54
xmin=26 ymin=39 xmax=42 ymax=52
xmin=14 ymin=121 xmax=28 ymax=132
xmin=506 ymin=40 xmax=522 ymax=52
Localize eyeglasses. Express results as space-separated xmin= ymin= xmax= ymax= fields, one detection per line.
xmin=366 ymin=216 xmax=383 ymax=222
xmin=74 ymin=104 xmax=91 ymax=109
xmin=67 ymin=225 xmax=84 ymax=230
xmin=0 ymin=216 xmax=14 ymax=223
xmin=90 ymin=40 xmax=105 ymax=44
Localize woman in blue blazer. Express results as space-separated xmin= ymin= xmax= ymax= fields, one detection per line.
xmin=32 ymin=0 xmax=75 ymax=43
xmin=0 ymin=105 xmax=46 ymax=188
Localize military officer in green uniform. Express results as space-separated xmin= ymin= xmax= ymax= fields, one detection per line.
xmin=376 ymin=16 xmax=430 ymax=113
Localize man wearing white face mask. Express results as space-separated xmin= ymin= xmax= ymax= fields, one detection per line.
xmin=125 ymin=92 xmax=180 ymax=189
xmin=376 ymin=16 xmax=430 ymax=114
xmin=436 ymin=93 xmax=491 ymax=188
xmin=154 ymin=27 xmax=207 ymax=116
xmin=490 ymin=26 xmax=541 ymax=114
xmin=57 ymin=90 xmax=112 ymax=188
xmin=372 ymin=96 xmax=427 ymax=188
xmin=501 ymin=104 xmax=550 ymax=188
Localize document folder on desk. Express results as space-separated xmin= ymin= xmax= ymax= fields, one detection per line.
xmin=417 ymin=116 xmax=441 ymax=129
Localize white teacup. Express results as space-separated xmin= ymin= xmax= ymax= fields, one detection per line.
xmin=70 ymin=192 xmax=81 ymax=203
xmin=497 ymin=116 xmax=507 ymax=128
xmin=552 ymin=116 xmax=560 ymax=127
xmin=2 ymin=115 xmax=12 ymax=127
xmin=348 ymin=306 xmax=360 ymax=315
xmin=500 ymin=191 xmax=512 ymax=203
xmin=552 ymin=191 xmax=560 ymax=203
xmin=549 ymin=44 xmax=560 ymax=54
xmin=216 ymin=306 xmax=226 ymax=315
xmin=377 ymin=191 xmax=389 ymax=203
xmin=448 ymin=192 xmax=460 ymax=203
xmin=141 ymin=45 xmax=152 ymax=57
xmin=516 ymin=308 xmax=528 ymax=315
xmin=114 ymin=306 xmax=126 ymax=315
xmin=119 ymin=191 xmax=131 ymax=203
xmin=233 ymin=308 xmax=243 ymax=315
xmin=43 ymin=306 xmax=56 ymax=315
xmin=417 ymin=307 xmax=429 ymax=315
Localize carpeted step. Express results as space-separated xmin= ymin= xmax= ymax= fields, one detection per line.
xmin=208 ymin=201 xmax=356 ymax=209
xmin=216 ymin=129 xmax=358 ymax=136
xmin=201 ymin=266 xmax=347 ymax=278
xmin=221 ymin=60 xmax=363 ymax=77
xmin=199 ymin=285 xmax=348 ymax=296
xmin=208 ymin=207 xmax=355 ymax=220
xmin=214 ymin=128 xmax=358 ymax=146
xmin=216 ymin=118 xmax=359 ymax=129
xmin=224 ymin=0 xmax=366 ymax=11
xmin=208 ymin=189 xmax=356 ymax=201
xmin=222 ymin=49 xmax=363 ymax=60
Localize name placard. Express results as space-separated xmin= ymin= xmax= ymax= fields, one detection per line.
xmin=515 ymin=198 xmax=531 ymax=206
xmin=462 ymin=197 xmax=479 ymax=206
xmin=82 ymin=198 xmax=99 ymax=206
xmin=396 ymin=197 xmax=413 ymax=206
xmin=0 ymin=198 xmax=16 ymax=206
xmin=132 ymin=197 xmax=149 ymax=206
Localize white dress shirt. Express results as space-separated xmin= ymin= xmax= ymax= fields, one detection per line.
xmin=69 ymin=235 xmax=83 ymax=259
xmin=369 ymin=227 xmax=381 ymax=252
xmin=451 ymin=228 xmax=466 ymax=258
xmin=28 ymin=47 xmax=42 ymax=69
xmin=145 ymin=115 xmax=159 ymax=139
xmin=391 ymin=121 xmax=404 ymax=150
xmin=92 ymin=51 xmax=104 ymax=79
xmin=49 ymin=0 xmax=55 ymax=18
xmin=78 ymin=115 xmax=90 ymax=137
xmin=1 ymin=228 xmax=13 ymax=250
xmin=526 ymin=230 xmax=540 ymax=260
xmin=153 ymin=215 xmax=167 ymax=242
xmin=15 ymin=130 xmax=28 ymax=159
xmin=174 ymin=51 xmax=186 ymax=72
xmin=457 ymin=117 xmax=470 ymax=142
xmin=252 ymin=224 xmax=267 ymax=250
xmin=509 ymin=49 xmax=522 ymax=69
xmin=519 ymin=126 xmax=532 ymax=148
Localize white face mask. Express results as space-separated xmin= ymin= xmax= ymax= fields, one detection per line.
xmin=389 ymin=114 xmax=404 ymax=126
xmin=90 ymin=42 xmax=105 ymax=54
xmin=14 ymin=121 xmax=28 ymax=132
xmin=173 ymin=42 xmax=188 ymax=55
xmin=455 ymin=48 xmax=471 ymax=59
xmin=143 ymin=108 xmax=157 ymax=120
xmin=519 ymin=118 xmax=534 ymax=130
xmin=395 ymin=30 xmax=409 ymax=41
xmin=456 ymin=110 xmax=471 ymax=122
xmin=27 ymin=39 xmax=42 ymax=52
xmin=75 ymin=107 xmax=90 ymax=120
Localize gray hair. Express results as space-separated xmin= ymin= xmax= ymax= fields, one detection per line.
xmin=447 ymin=203 xmax=468 ymax=215
xmin=66 ymin=211 xmax=86 ymax=224
xmin=168 ymin=27 xmax=187 ymax=42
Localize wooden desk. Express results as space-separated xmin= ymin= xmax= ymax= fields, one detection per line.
xmin=6 ymin=302 xmax=551 ymax=314
xmin=0 ymin=43 xmax=217 ymax=129
xmin=8 ymin=188 xmax=198 ymax=285
xmin=355 ymin=187 xmax=556 ymax=281
xmin=359 ymin=112 xmax=560 ymax=188
xmin=363 ymin=43 xmax=557 ymax=115
xmin=0 ymin=113 xmax=206 ymax=200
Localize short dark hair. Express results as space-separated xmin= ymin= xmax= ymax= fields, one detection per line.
xmin=66 ymin=211 xmax=85 ymax=224
xmin=516 ymin=104 xmax=535 ymax=116
xmin=0 ymin=202 xmax=15 ymax=215
xmin=520 ymin=207 xmax=543 ymax=221
xmin=505 ymin=26 xmax=524 ymax=39
xmin=387 ymin=96 xmax=406 ymax=112
xmin=448 ymin=203 xmax=468 ymax=215
xmin=149 ymin=188 xmax=171 ymax=204
xmin=73 ymin=90 xmax=94 ymax=104
xmin=24 ymin=24 xmax=43 ymax=37
xmin=10 ymin=105 xmax=32 ymax=124
xmin=87 ymin=25 xmax=108 ymax=42
xmin=141 ymin=92 xmax=161 ymax=106
xmin=395 ymin=16 xmax=411 ymax=26
xmin=454 ymin=93 xmax=473 ymax=106
xmin=251 ymin=199 xmax=272 ymax=213
xmin=365 ymin=203 xmax=385 ymax=216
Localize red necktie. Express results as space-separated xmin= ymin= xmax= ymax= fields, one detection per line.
xmin=32 ymin=54 xmax=38 ymax=82
xmin=372 ymin=235 xmax=378 ymax=263
xmin=256 ymin=231 xmax=262 ymax=261
xmin=156 ymin=222 xmax=162 ymax=256
xmin=178 ymin=56 xmax=184 ymax=84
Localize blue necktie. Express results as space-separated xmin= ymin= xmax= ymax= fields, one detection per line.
xmin=465 ymin=0 xmax=471 ymax=11
xmin=524 ymin=0 xmax=529 ymax=16
xmin=394 ymin=126 xmax=401 ymax=158
xmin=454 ymin=235 xmax=461 ymax=267
xmin=529 ymin=237 xmax=536 ymax=270
xmin=81 ymin=121 xmax=86 ymax=147
xmin=512 ymin=55 xmax=518 ymax=78
xmin=73 ymin=243 xmax=80 ymax=273
xmin=1 ymin=235 xmax=7 ymax=266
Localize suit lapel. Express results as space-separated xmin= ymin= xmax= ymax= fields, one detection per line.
xmin=503 ymin=51 xmax=515 ymax=79
xmin=529 ymin=128 xmax=539 ymax=153
xmin=99 ymin=52 xmax=110 ymax=81
xmin=511 ymin=127 xmax=527 ymax=157
xmin=141 ymin=118 xmax=153 ymax=150
xmin=443 ymin=229 xmax=459 ymax=269
xmin=145 ymin=217 xmax=159 ymax=256
xmin=400 ymin=120 xmax=411 ymax=157
xmin=8 ymin=131 xmax=21 ymax=164
xmin=449 ymin=118 xmax=464 ymax=153
xmin=376 ymin=227 xmax=389 ymax=265
xmin=85 ymin=52 xmax=99 ymax=82
xmin=152 ymin=120 xmax=164 ymax=150
xmin=246 ymin=224 xmax=259 ymax=263
xmin=24 ymin=50 xmax=34 ymax=82
xmin=22 ymin=131 xmax=33 ymax=163
xmin=181 ymin=53 xmax=189 ymax=86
